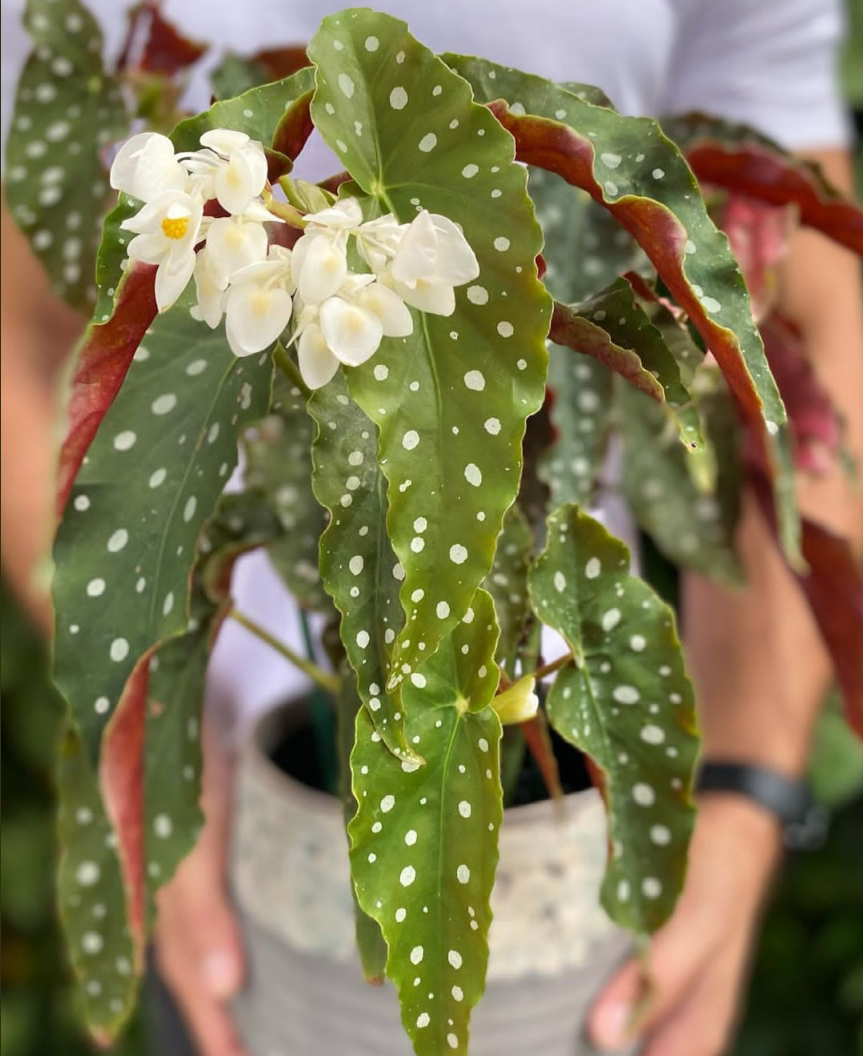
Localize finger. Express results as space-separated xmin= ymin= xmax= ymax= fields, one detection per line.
xmin=160 ymin=950 xmax=249 ymax=1056
xmin=641 ymin=947 xmax=742 ymax=1056
xmin=587 ymin=915 xmax=710 ymax=1051
xmin=156 ymin=867 xmax=246 ymax=999
xmin=189 ymin=889 xmax=247 ymax=1000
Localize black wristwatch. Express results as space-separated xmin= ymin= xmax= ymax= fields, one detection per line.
xmin=696 ymin=761 xmax=829 ymax=851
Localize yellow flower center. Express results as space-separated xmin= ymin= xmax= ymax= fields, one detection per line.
xmin=161 ymin=214 xmax=190 ymax=240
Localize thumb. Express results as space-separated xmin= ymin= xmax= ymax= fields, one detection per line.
xmin=587 ymin=923 xmax=706 ymax=1051
xmin=156 ymin=719 xmax=245 ymax=1000
xmin=155 ymin=846 xmax=247 ymax=999
xmin=195 ymin=891 xmax=246 ymax=999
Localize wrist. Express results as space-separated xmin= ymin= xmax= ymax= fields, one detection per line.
xmin=696 ymin=759 xmax=825 ymax=853
xmin=694 ymin=794 xmax=785 ymax=883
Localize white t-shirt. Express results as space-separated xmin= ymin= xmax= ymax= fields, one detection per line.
xmin=2 ymin=0 xmax=853 ymax=152
xmin=1 ymin=0 xmax=852 ymax=737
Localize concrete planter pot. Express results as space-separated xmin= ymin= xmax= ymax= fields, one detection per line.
xmin=230 ymin=702 xmax=633 ymax=1055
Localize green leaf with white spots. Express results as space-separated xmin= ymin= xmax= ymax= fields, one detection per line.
xmin=529 ymin=505 xmax=699 ymax=933
xmin=6 ymin=0 xmax=129 ymax=311
xmin=92 ymin=195 xmax=139 ymax=324
xmin=52 ymin=297 xmax=273 ymax=765
xmin=334 ymin=664 xmax=388 ymax=983
xmin=625 ymin=286 xmax=718 ymax=489
xmin=528 ymin=167 xmax=634 ymax=507
xmin=140 ymin=489 xmax=288 ymax=917
xmin=619 ymin=382 xmax=744 ymax=584
xmin=483 ymin=504 xmax=533 ymax=676
xmin=446 ymin=54 xmax=800 ymax=565
xmin=56 ymin=725 xmax=137 ymax=1044
xmin=308 ymin=10 xmax=551 ymax=695
xmin=170 ymin=65 xmax=314 ymax=165
xmin=541 ymin=345 xmax=613 ymax=508
xmin=349 ymin=590 xmax=504 ymax=1056
xmin=550 ymin=301 xmax=665 ymax=401
xmin=242 ymin=373 xmax=329 ymax=613
xmin=529 ymin=166 xmax=639 ymax=303
xmin=308 ymin=372 xmax=415 ymax=761
xmin=573 ymin=277 xmax=706 ymax=453
xmin=74 ymin=488 xmax=286 ymax=1033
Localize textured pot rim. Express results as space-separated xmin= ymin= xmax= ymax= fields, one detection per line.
xmin=241 ymin=698 xmax=601 ymax=826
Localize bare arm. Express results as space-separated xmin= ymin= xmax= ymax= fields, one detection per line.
xmin=0 ymin=192 xmax=84 ymax=631
xmin=686 ymin=148 xmax=863 ymax=778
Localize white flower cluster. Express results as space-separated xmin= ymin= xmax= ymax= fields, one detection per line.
xmin=110 ymin=129 xmax=480 ymax=389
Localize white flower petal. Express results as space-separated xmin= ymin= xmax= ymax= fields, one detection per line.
xmin=390 ymin=210 xmax=479 ymax=290
xmin=206 ymin=217 xmax=269 ymax=288
xmin=229 ymin=244 xmax=293 ymax=290
xmin=319 ymin=297 xmax=383 ymax=367
xmin=242 ymin=199 xmax=285 ymax=224
xmin=154 ymin=250 xmax=196 ymax=313
xmin=394 ymin=278 xmax=456 ymax=317
xmin=390 ymin=209 xmax=438 ymax=284
xmin=191 ymin=249 xmax=225 ymax=328
xmin=214 ymin=149 xmax=267 ymax=215
xmin=121 ymin=190 xmax=202 ymax=237
xmin=298 ymin=323 xmax=341 ymax=389
xmin=225 ymin=284 xmax=293 ymax=356
xmin=425 ymin=213 xmax=480 ymax=285
xmin=356 ymin=214 xmax=407 ymax=274
xmin=306 ymin=197 xmax=363 ymax=230
xmin=199 ymin=129 xmax=250 ymax=155
xmin=126 ymin=230 xmax=168 ymax=265
xmin=295 ymin=233 xmax=348 ymax=305
xmin=358 ymin=282 xmax=413 ymax=337
xmin=110 ymin=132 xmax=186 ymax=202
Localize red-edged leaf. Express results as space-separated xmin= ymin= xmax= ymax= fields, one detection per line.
xmin=753 ymin=474 xmax=863 ymax=738
xmin=271 ymin=89 xmax=314 ymax=171
xmin=94 ymin=491 xmax=284 ymax=1014
xmin=444 ymin=56 xmax=799 ymax=564
xmin=56 ymin=263 xmax=157 ymax=516
xmin=549 ymin=301 xmax=664 ymax=400
xmin=720 ymin=198 xmax=797 ymax=323
xmin=99 ymin=650 xmax=152 ymax=974
xmin=138 ymin=3 xmax=207 ymax=75
xmin=254 ymin=45 xmax=312 ymax=80
xmin=519 ymin=712 xmax=564 ymax=802
xmin=761 ymin=314 xmax=845 ymax=475
xmin=799 ymin=521 xmax=863 ymax=738
xmin=117 ymin=3 xmax=206 ymax=76
xmin=665 ymin=113 xmax=863 ymax=256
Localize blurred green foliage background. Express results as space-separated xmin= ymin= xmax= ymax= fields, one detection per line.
xmin=2 ymin=4 xmax=863 ymax=1052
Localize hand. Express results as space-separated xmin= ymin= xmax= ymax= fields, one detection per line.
xmin=588 ymin=795 xmax=784 ymax=1056
xmin=154 ymin=724 xmax=248 ymax=1056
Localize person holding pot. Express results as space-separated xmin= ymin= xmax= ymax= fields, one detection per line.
xmin=1 ymin=1 xmax=861 ymax=1055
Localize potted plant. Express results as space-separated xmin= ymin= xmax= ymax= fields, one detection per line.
xmin=7 ymin=2 xmax=863 ymax=1054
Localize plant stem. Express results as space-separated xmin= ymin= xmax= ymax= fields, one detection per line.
xmin=261 ymin=191 xmax=307 ymax=228
xmin=533 ymin=651 xmax=575 ymax=681
xmin=229 ymin=609 xmax=340 ymax=695
xmin=273 ymin=344 xmax=311 ymax=397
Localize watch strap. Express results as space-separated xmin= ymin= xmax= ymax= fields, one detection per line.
xmin=697 ymin=761 xmax=827 ymax=850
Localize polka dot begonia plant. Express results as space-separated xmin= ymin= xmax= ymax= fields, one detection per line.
xmin=9 ymin=2 xmax=862 ymax=1053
